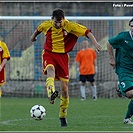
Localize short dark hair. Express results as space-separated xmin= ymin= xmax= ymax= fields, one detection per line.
xmin=52 ymin=8 xmax=65 ymax=21
xmin=129 ymin=18 xmax=133 ymax=26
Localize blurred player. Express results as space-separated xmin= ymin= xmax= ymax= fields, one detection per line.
xmin=0 ymin=40 xmax=10 ymax=97
xmin=31 ymin=8 xmax=102 ymax=127
xmin=107 ymin=18 xmax=133 ymax=124
xmin=75 ymin=39 xmax=97 ymax=100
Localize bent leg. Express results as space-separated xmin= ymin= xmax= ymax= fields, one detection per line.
xmin=46 ymin=65 xmax=56 ymax=103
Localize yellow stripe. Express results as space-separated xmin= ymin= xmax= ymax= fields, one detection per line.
xmin=0 ymin=82 xmax=6 ymax=86
xmin=43 ymin=64 xmax=54 ymax=73
xmin=58 ymin=77 xmax=69 ymax=82
xmin=51 ymin=27 xmax=65 ymax=53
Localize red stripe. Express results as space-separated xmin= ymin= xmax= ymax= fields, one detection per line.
xmin=85 ymin=29 xmax=91 ymax=36
xmin=64 ymin=33 xmax=78 ymax=53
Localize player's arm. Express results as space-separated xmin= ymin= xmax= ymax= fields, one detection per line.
xmin=94 ymin=59 xmax=98 ymax=73
xmin=0 ymin=58 xmax=7 ymax=71
xmin=31 ymin=30 xmax=41 ymax=42
xmin=75 ymin=61 xmax=80 ymax=72
xmin=86 ymin=32 xmax=102 ymax=53
xmin=107 ymin=41 xmax=116 ymax=69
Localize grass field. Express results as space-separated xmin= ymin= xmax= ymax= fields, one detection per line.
xmin=0 ymin=97 xmax=133 ymax=132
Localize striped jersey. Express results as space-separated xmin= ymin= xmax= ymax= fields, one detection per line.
xmin=0 ymin=41 xmax=10 ymax=85
xmin=37 ymin=19 xmax=90 ymax=53
xmin=0 ymin=41 xmax=10 ymax=64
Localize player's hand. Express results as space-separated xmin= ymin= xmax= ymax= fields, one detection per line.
xmin=95 ymin=43 xmax=102 ymax=53
xmin=109 ymin=58 xmax=116 ymax=69
xmin=95 ymin=66 xmax=98 ymax=73
xmin=31 ymin=37 xmax=37 ymax=42
xmin=31 ymin=36 xmax=37 ymax=42
xmin=76 ymin=67 xmax=79 ymax=72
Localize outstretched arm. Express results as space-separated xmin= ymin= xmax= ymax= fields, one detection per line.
xmin=31 ymin=30 xmax=41 ymax=42
xmin=107 ymin=41 xmax=116 ymax=69
xmin=86 ymin=32 xmax=102 ymax=53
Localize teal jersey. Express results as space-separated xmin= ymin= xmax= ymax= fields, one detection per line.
xmin=109 ymin=31 xmax=133 ymax=96
xmin=108 ymin=31 xmax=133 ymax=79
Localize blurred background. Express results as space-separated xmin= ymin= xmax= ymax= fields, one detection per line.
xmin=0 ymin=2 xmax=133 ymax=98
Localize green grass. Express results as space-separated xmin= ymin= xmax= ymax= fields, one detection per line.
xmin=0 ymin=97 xmax=133 ymax=131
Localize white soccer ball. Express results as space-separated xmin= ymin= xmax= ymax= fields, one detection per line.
xmin=30 ymin=105 xmax=46 ymax=120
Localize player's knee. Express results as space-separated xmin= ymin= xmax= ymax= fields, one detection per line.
xmin=61 ymin=81 xmax=68 ymax=97
xmin=126 ymin=90 xmax=133 ymax=99
xmin=47 ymin=66 xmax=55 ymax=76
xmin=90 ymin=82 xmax=95 ymax=86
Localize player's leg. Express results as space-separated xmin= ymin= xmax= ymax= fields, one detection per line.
xmin=124 ymin=99 xmax=133 ymax=124
xmin=59 ymin=80 xmax=69 ymax=127
xmin=123 ymin=86 xmax=133 ymax=124
xmin=46 ymin=65 xmax=58 ymax=104
xmin=42 ymin=50 xmax=58 ymax=104
xmin=90 ymin=82 xmax=97 ymax=100
xmin=79 ymin=75 xmax=86 ymax=100
xmin=116 ymin=81 xmax=122 ymax=97
xmin=0 ymin=86 xmax=2 ymax=98
xmin=119 ymin=80 xmax=133 ymax=124
xmin=51 ymin=52 xmax=69 ymax=126
xmin=88 ymin=74 xmax=97 ymax=100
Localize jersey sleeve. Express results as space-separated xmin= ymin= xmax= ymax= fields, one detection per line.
xmin=108 ymin=32 xmax=123 ymax=49
xmin=37 ymin=20 xmax=52 ymax=35
xmin=65 ymin=21 xmax=91 ymax=37
xmin=0 ymin=41 xmax=10 ymax=60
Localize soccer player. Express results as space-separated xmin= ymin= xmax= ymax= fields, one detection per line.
xmin=0 ymin=40 xmax=10 ymax=97
xmin=107 ymin=18 xmax=133 ymax=124
xmin=31 ymin=8 xmax=102 ymax=127
xmin=75 ymin=39 xmax=97 ymax=100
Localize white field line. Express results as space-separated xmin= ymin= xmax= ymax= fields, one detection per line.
xmin=0 ymin=117 xmax=54 ymax=125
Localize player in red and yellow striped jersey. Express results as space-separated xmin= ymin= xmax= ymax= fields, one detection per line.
xmin=31 ymin=8 xmax=102 ymax=127
xmin=0 ymin=41 xmax=10 ymax=97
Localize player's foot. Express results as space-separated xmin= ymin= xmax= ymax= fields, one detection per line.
xmin=81 ymin=97 xmax=86 ymax=101
xmin=60 ymin=118 xmax=67 ymax=127
xmin=124 ymin=118 xmax=133 ymax=124
xmin=50 ymin=90 xmax=58 ymax=104
xmin=93 ymin=96 xmax=97 ymax=100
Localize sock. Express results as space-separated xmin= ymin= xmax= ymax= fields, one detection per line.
xmin=80 ymin=85 xmax=86 ymax=98
xmin=59 ymin=96 xmax=69 ymax=118
xmin=91 ymin=85 xmax=97 ymax=99
xmin=125 ymin=100 xmax=133 ymax=119
xmin=0 ymin=87 xmax=2 ymax=98
xmin=0 ymin=90 xmax=2 ymax=98
xmin=46 ymin=77 xmax=55 ymax=98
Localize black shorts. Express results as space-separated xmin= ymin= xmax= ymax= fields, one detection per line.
xmin=79 ymin=74 xmax=95 ymax=83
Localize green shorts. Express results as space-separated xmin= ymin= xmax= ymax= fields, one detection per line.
xmin=118 ymin=81 xmax=133 ymax=96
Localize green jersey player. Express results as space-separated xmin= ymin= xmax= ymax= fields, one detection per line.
xmin=107 ymin=18 xmax=133 ymax=124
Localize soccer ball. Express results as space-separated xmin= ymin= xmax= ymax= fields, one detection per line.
xmin=30 ymin=105 xmax=46 ymax=120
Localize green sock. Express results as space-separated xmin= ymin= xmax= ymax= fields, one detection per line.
xmin=125 ymin=100 xmax=133 ymax=119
